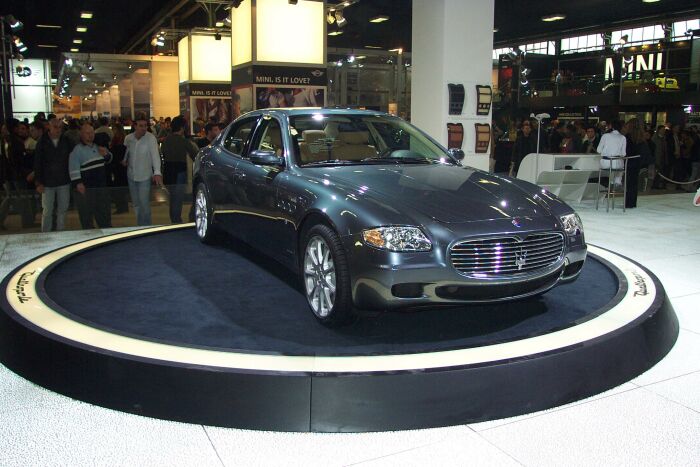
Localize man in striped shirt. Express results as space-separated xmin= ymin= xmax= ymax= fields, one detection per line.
xmin=69 ymin=122 xmax=112 ymax=229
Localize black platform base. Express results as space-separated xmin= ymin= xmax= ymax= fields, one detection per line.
xmin=0 ymin=225 xmax=679 ymax=432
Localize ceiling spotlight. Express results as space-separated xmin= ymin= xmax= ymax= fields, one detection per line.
xmin=334 ymin=11 xmax=347 ymax=28
xmin=127 ymin=63 xmax=133 ymax=70
xmin=369 ymin=15 xmax=389 ymax=23
xmin=70 ymin=48 xmax=79 ymax=52
xmin=76 ymin=26 xmax=87 ymax=32
xmin=156 ymin=36 xmax=165 ymax=46
xmin=347 ymin=55 xmax=355 ymax=63
xmin=112 ymin=74 xmax=117 ymax=81
xmin=336 ymin=60 xmax=343 ymax=67
xmin=214 ymin=32 xmax=222 ymax=41
xmin=541 ymin=14 xmax=566 ymax=22
xmin=521 ymin=67 xmax=531 ymax=77
xmin=65 ymin=58 xmax=73 ymax=66
xmin=327 ymin=10 xmax=336 ymax=25
xmin=87 ymin=63 xmax=94 ymax=72
xmin=73 ymin=39 xmax=82 ymax=44
xmin=80 ymin=74 xmax=87 ymax=81
xmin=224 ymin=16 xmax=232 ymax=26
xmin=18 ymin=44 xmax=27 ymax=53
xmin=80 ymin=11 xmax=93 ymax=19
xmin=6 ymin=15 xmax=23 ymax=31
xmin=231 ymin=0 xmax=243 ymax=8
xmin=619 ymin=34 xmax=629 ymax=45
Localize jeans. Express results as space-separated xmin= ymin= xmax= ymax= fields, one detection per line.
xmin=0 ymin=180 xmax=34 ymax=228
xmin=128 ymin=178 xmax=152 ymax=226
xmin=41 ymin=184 xmax=71 ymax=232
xmin=167 ymin=171 xmax=187 ymax=223
xmin=75 ymin=187 xmax=111 ymax=229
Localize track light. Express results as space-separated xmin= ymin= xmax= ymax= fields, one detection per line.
xmin=619 ymin=34 xmax=628 ymax=45
xmin=224 ymin=16 xmax=232 ymax=26
xmin=214 ymin=32 xmax=222 ymax=41
xmin=334 ymin=11 xmax=347 ymax=28
xmin=65 ymin=58 xmax=73 ymax=66
xmin=127 ymin=63 xmax=133 ymax=70
xmin=231 ymin=0 xmax=243 ymax=8
xmin=112 ymin=73 xmax=117 ymax=81
xmin=6 ymin=15 xmax=23 ymax=31
xmin=87 ymin=63 xmax=94 ymax=71
xmin=327 ymin=10 xmax=336 ymax=25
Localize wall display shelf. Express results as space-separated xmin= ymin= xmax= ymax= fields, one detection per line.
xmin=475 ymin=85 xmax=492 ymax=115
xmin=447 ymin=83 xmax=465 ymax=115
xmin=446 ymin=123 xmax=464 ymax=149
xmin=474 ymin=123 xmax=491 ymax=153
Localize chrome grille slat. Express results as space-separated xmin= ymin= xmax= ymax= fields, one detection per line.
xmin=450 ymin=232 xmax=564 ymax=277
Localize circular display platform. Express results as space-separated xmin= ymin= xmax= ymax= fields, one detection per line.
xmin=0 ymin=225 xmax=678 ymax=432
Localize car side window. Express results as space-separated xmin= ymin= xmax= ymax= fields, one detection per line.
xmin=223 ymin=118 xmax=258 ymax=156
xmin=253 ymin=118 xmax=284 ymax=157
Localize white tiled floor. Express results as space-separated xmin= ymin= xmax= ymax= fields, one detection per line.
xmin=0 ymin=193 xmax=699 ymax=466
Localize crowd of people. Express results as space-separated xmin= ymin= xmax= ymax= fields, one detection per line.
xmin=495 ymin=116 xmax=700 ymax=208
xmin=0 ymin=112 xmax=223 ymax=232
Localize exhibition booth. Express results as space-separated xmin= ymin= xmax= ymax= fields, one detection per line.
xmin=0 ymin=0 xmax=683 ymax=436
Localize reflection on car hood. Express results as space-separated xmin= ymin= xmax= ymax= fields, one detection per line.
xmin=304 ymin=164 xmax=549 ymax=223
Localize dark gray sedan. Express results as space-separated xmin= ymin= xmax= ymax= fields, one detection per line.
xmin=193 ymin=109 xmax=586 ymax=325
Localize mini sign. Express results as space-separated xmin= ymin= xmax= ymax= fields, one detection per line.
xmin=605 ymin=53 xmax=664 ymax=80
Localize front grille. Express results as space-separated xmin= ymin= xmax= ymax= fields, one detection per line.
xmin=450 ymin=232 xmax=564 ymax=277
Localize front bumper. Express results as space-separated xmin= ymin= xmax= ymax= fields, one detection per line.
xmin=343 ymin=229 xmax=587 ymax=310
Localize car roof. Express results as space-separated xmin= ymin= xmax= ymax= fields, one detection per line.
xmin=239 ymin=107 xmax=391 ymax=118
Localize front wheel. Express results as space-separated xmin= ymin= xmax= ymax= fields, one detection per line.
xmin=302 ymin=225 xmax=353 ymax=326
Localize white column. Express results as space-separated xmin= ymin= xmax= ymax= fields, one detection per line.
xmin=411 ymin=0 xmax=494 ymax=170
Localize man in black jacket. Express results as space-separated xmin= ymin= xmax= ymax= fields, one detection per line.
xmin=0 ymin=118 xmax=35 ymax=228
xmin=34 ymin=118 xmax=74 ymax=231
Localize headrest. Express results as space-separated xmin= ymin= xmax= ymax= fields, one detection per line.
xmin=339 ymin=131 xmax=369 ymax=145
xmin=302 ymin=130 xmax=326 ymax=145
xmin=266 ymin=126 xmax=282 ymax=146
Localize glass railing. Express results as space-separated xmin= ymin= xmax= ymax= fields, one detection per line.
xmin=521 ymin=67 xmax=696 ymax=99
xmin=0 ymin=184 xmax=192 ymax=234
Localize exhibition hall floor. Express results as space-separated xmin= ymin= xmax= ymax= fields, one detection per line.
xmin=1 ymin=193 xmax=699 ymax=465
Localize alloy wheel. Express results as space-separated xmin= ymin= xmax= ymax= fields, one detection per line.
xmin=195 ymin=189 xmax=208 ymax=238
xmin=304 ymin=235 xmax=336 ymax=318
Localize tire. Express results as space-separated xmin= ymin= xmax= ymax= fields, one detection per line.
xmin=194 ymin=183 xmax=219 ymax=244
xmin=301 ymin=224 xmax=354 ymax=326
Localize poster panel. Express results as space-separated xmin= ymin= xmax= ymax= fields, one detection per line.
xmin=232 ymin=85 xmax=253 ymax=120
xmin=254 ymin=86 xmax=326 ymax=110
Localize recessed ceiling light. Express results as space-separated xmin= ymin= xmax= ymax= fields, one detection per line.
xmin=328 ymin=31 xmax=343 ymax=36
xmin=642 ymin=0 xmax=661 ymax=2
xmin=369 ymin=15 xmax=389 ymax=23
xmin=70 ymin=48 xmax=79 ymax=52
xmin=76 ymin=26 xmax=87 ymax=32
xmin=365 ymin=45 xmax=382 ymax=49
xmin=541 ymin=14 xmax=566 ymax=22
xmin=215 ymin=21 xmax=224 ymax=27
xmin=80 ymin=12 xmax=93 ymax=19
xmin=36 ymin=24 xmax=61 ymax=29
xmin=73 ymin=39 xmax=82 ymax=44
xmin=38 ymin=44 xmax=58 ymax=48
xmin=355 ymin=55 xmax=366 ymax=59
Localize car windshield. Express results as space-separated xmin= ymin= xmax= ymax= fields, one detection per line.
xmin=289 ymin=113 xmax=455 ymax=167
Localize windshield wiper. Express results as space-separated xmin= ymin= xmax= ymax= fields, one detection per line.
xmin=361 ymin=157 xmax=437 ymax=165
xmin=302 ymin=159 xmax=360 ymax=167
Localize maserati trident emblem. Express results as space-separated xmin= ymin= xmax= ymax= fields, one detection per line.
xmin=515 ymin=247 xmax=528 ymax=270
xmin=512 ymin=218 xmax=522 ymax=228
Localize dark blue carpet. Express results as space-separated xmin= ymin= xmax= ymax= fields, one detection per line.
xmin=43 ymin=229 xmax=619 ymax=356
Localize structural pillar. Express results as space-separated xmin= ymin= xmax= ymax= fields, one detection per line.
xmin=230 ymin=0 xmax=327 ymax=117
xmin=411 ymin=0 xmax=495 ymax=171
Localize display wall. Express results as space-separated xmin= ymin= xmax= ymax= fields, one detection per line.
xmin=9 ymin=58 xmax=52 ymax=120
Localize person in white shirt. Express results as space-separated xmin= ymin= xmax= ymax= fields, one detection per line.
xmin=123 ymin=114 xmax=162 ymax=225
xmin=597 ymin=120 xmax=628 ymax=185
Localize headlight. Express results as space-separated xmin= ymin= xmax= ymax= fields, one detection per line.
xmin=560 ymin=213 xmax=583 ymax=235
xmin=362 ymin=226 xmax=432 ymax=252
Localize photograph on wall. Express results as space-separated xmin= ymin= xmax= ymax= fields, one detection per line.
xmin=255 ymin=86 xmax=326 ymax=110
xmin=190 ymin=97 xmax=232 ymax=134
xmin=232 ymin=86 xmax=253 ymax=120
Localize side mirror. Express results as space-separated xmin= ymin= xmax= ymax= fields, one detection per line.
xmin=249 ymin=149 xmax=284 ymax=167
xmin=447 ymin=148 xmax=465 ymax=161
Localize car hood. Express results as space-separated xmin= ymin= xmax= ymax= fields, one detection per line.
xmin=303 ymin=164 xmax=550 ymax=223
